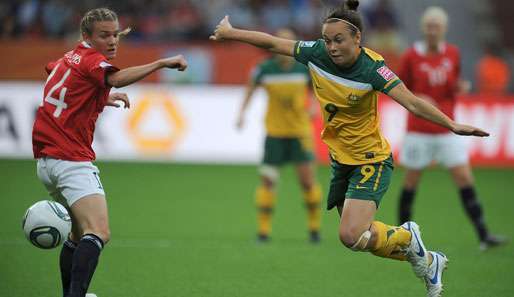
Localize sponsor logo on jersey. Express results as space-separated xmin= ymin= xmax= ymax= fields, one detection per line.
xmin=376 ymin=66 xmax=396 ymax=81
xmin=299 ymin=41 xmax=316 ymax=48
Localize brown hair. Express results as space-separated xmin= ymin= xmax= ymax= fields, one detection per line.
xmin=80 ymin=8 xmax=131 ymax=37
xmin=324 ymin=0 xmax=363 ymax=35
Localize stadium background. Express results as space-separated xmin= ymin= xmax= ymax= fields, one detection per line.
xmin=1 ymin=0 xmax=513 ymax=296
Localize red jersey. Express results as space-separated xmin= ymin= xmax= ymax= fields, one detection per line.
xmin=32 ymin=41 xmax=119 ymax=161
xmin=399 ymin=42 xmax=460 ymax=134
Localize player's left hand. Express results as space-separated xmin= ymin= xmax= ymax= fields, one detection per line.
xmin=209 ymin=15 xmax=232 ymax=41
xmin=160 ymin=55 xmax=188 ymax=71
xmin=107 ymin=92 xmax=130 ymax=109
xmin=452 ymin=123 xmax=489 ymax=137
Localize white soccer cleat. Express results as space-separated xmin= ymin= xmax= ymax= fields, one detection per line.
xmin=424 ymin=251 xmax=449 ymax=297
xmin=401 ymin=221 xmax=429 ymax=278
xmin=85 ymin=294 xmax=98 ymax=297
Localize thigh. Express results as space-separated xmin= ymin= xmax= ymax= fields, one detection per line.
xmin=339 ymin=198 xmax=377 ymax=235
xmin=294 ymin=161 xmax=315 ymax=190
xmin=49 ymin=159 xmax=106 ymax=207
xmin=403 ymin=168 xmax=424 ymax=189
xmin=399 ymin=133 xmax=434 ymax=169
xmin=436 ymin=133 xmax=469 ymax=168
xmin=70 ymin=194 xmax=109 ymax=233
xmin=448 ymin=164 xmax=474 ymax=188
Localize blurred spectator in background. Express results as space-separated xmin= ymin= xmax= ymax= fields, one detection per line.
xmin=0 ymin=0 xmax=388 ymax=42
xmin=261 ymin=0 xmax=292 ymax=33
xmin=159 ymin=0 xmax=205 ymax=41
xmin=290 ymin=0 xmax=324 ymax=38
xmin=41 ymin=0 xmax=73 ymax=38
xmin=476 ymin=42 xmax=511 ymax=96
xmin=0 ymin=1 xmax=16 ymax=38
xmin=361 ymin=0 xmax=404 ymax=71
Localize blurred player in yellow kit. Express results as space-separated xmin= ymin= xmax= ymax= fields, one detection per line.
xmin=236 ymin=29 xmax=322 ymax=243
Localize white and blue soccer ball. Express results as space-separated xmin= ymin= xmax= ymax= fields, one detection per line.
xmin=22 ymin=200 xmax=72 ymax=249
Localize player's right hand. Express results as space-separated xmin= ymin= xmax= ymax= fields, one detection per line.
xmin=160 ymin=55 xmax=188 ymax=71
xmin=451 ymin=123 xmax=489 ymax=137
xmin=210 ymin=16 xmax=232 ymax=41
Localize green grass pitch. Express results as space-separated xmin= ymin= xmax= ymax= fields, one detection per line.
xmin=1 ymin=159 xmax=513 ymax=297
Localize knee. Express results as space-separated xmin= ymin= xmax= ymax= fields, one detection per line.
xmin=300 ymin=180 xmax=314 ymax=192
xmin=338 ymin=227 xmax=359 ymax=249
xmin=84 ymin=226 xmax=111 ymax=244
xmin=261 ymin=177 xmax=275 ymax=190
xmin=454 ymin=174 xmax=473 ymax=188
xmin=403 ymin=178 xmax=419 ymax=190
xmin=96 ymin=227 xmax=111 ymax=244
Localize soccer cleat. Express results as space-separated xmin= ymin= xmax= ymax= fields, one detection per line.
xmin=309 ymin=230 xmax=321 ymax=243
xmin=85 ymin=294 xmax=98 ymax=297
xmin=424 ymin=251 xmax=449 ymax=297
xmin=479 ymin=234 xmax=508 ymax=251
xmin=257 ymin=233 xmax=270 ymax=243
xmin=401 ymin=221 xmax=429 ymax=278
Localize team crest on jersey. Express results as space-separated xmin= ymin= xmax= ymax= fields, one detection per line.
xmin=347 ymin=93 xmax=361 ymax=106
xmin=64 ymin=51 xmax=81 ymax=65
xmin=376 ymin=66 xmax=396 ymax=81
xmin=299 ymin=41 xmax=316 ymax=47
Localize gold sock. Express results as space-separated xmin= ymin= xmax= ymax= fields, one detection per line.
xmin=371 ymin=221 xmax=411 ymax=261
xmin=304 ymin=184 xmax=322 ymax=232
xmin=256 ymin=186 xmax=275 ymax=236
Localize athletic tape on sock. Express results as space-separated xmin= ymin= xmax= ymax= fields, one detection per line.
xmin=351 ymin=230 xmax=371 ymax=251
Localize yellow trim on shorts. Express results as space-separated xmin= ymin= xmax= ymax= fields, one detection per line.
xmin=373 ymin=162 xmax=384 ymax=191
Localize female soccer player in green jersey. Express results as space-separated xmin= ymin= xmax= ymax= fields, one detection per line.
xmin=210 ymin=1 xmax=488 ymax=296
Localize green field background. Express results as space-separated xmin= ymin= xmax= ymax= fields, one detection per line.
xmin=1 ymin=159 xmax=513 ymax=297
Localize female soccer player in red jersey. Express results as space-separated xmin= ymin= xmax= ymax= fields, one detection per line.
xmin=396 ymin=6 xmax=506 ymax=251
xmin=32 ymin=8 xmax=187 ymax=297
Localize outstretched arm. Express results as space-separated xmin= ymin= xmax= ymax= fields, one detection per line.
xmin=388 ymin=83 xmax=489 ymax=137
xmin=210 ymin=16 xmax=296 ymax=57
xmin=107 ymin=55 xmax=187 ymax=88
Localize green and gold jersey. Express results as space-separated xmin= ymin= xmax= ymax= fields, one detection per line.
xmin=294 ymin=40 xmax=402 ymax=165
xmin=252 ymin=58 xmax=312 ymax=137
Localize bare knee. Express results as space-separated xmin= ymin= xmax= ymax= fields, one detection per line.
xmin=261 ymin=176 xmax=275 ymax=190
xmin=300 ymin=180 xmax=313 ymax=192
xmin=450 ymin=165 xmax=474 ymax=188
xmin=82 ymin=225 xmax=111 ymax=244
xmin=403 ymin=170 xmax=422 ymax=190
xmin=94 ymin=227 xmax=111 ymax=244
xmin=339 ymin=227 xmax=361 ymax=249
xmin=70 ymin=194 xmax=110 ymax=244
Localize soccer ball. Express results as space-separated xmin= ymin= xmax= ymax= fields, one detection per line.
xmin=22 ymin=200 xmax=72 ymax=249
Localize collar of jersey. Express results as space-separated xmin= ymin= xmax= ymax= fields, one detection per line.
xmin=81 ymin=41 xmax=92 ymax=48
xmin=414 ymin=41 xmax=447 ymax=56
